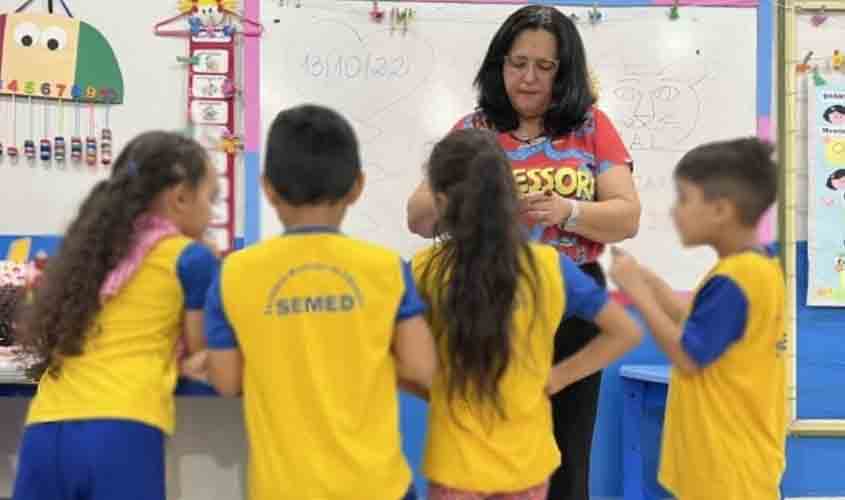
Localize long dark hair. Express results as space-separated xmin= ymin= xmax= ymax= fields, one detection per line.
xmin=474 ymin=5 xmax=595 ymax=136
xmin=420 ymin=128 xmax=540 ymax=417
xmin=16 ymin=131 xmax=210 ymax=380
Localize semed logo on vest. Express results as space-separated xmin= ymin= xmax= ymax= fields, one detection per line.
xmin=262 ymin=263 xmax=365 ymax=316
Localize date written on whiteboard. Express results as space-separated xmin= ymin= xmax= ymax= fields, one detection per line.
xmin=301 ymin=53 xmax=410 ymax=80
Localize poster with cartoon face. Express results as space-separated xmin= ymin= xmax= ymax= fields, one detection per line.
xmin=808 ymin=86 xmax=845 ymax=306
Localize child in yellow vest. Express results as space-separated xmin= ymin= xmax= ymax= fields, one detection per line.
xmin=204 ymin=104 xmax=436 ymax=500
xmin=13 ymin=131 xmax=220 ymax=500
xmin=610 ymin=137 xmax=786 ymax=500
xmin=411 ymin=128 xmax=642 ymax=499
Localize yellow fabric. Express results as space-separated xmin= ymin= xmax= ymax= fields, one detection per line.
xmin=659 ymin=250 xmax=786 ymax=500
xmin=27 ymin=236 xmax=192 ymax=435
xmin=220 ymin=234 xmax=412 ymax=500
xmin=414 ymin=243 xmax=565 ymax=492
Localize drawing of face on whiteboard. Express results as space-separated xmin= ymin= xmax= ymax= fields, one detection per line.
xmin=600 ymin=58 xmax=708 ymax=152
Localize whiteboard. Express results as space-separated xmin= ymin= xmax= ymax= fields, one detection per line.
xmin=260 ymin=2 xmax=757 ymax=289
xmin=0 ymin=0 xmax=244 ymax=239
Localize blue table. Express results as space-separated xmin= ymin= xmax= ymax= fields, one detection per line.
xmin=620 ymin=364 xmax=672 ymax=500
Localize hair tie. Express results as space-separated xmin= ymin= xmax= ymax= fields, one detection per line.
xmin=126 ymin=160 xmax=139 ymax=177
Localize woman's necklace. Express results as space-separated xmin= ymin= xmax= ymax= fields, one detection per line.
xmin=509 ymin=130 xmax=545 ymax=144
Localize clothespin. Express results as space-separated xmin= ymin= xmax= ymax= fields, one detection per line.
xmin=668 ymin=0 xmax=680 ymax=20
xmin=811 ymin=5 xmax=828 ymax=27
xmin=370 ymin=0 xmax=384 ymax=22
xmin=222 ymin=78 xmax=240 ymax=99
xmin=177 ymin=55 xmax=200 ymax=65
xmin=219 ymin=130 xmax=244 ymax=155
xmin=390 ymin=7 xmax=398 ymax=32
xmin=189 ymin=16 xmax=204 ymax=35
xmin=813 ymin=66 xmax=828 ymax=86
xmin=396 ymin=9 xmax=406 ymax=32
xmin=833 ymin=49 xmax=845 ymax=71
xmin=588 ymin=2 xmax=602 ymax=24
xmin=401 ymin=8 xmax=413 ymax=33
xmin=796 ymin=51 xmax=814 ymax=73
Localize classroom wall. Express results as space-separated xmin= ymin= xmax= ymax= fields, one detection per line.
xmin=2 ymin=2 xmax=844 ymax=500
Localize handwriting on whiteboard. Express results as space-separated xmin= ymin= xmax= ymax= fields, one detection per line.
xmin=281 ymin=18 xmax=435 ymax=125
xmin=301 ymin=53 xmax=410 ymax=80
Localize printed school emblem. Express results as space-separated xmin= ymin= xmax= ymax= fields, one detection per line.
xmin=263 ymin=263 xmax=365 ymax=316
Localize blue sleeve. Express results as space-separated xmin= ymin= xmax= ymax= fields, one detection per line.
xmin=177 ymin=242 xmax=219 ymax=310
xmin=204 ymin=270 xmax=238 ymax=350
xmin=763 ymin=241 xmax=780 ymax=258
xmin=397 ymin=259 xmax=427 ymax=322
xmin=681 ymin=276 xmax=748 ymax=366
xmin=559 ymin=254 xmax=609 ymax=321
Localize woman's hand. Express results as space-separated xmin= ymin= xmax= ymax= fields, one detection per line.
xmin=520 ymin=190 xmax=573 ymax=226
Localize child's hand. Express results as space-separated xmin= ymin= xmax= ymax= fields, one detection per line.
xmin=180 ymin=350 xmax=209 ymax=382
xmin=609 ymin=246 xmax=645 ymax=292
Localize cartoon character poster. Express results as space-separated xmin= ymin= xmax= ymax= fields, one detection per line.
xmin=808 ymin=85 xmax=845 ymax=306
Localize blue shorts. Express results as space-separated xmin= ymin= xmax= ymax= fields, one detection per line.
xmin=13 ymin=419 xmax=165 ymax=500
xmin=402 ymin=485 xmax=417 ymax=500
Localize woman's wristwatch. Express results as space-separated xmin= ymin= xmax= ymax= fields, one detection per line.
xmin=563 ymin=199 xmax=580 ymax=231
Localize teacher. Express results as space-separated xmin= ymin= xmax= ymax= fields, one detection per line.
xmin=406 ymin=6 xmax=641 ymax=500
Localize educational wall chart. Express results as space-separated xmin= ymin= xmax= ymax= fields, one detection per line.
xmin=155 ymin=0 xmax=262 ymax=253
xmin=808 ymin=81 xmax=845 ymax=306
xmin=0 ymin=1 xmax=123 ymax=168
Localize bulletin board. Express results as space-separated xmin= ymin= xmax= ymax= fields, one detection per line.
xmin=779 ymin=0 xmax=845 ymax=436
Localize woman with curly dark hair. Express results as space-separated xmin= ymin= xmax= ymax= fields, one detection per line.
xmin=12 ymin=131 xmax=219 ymax=500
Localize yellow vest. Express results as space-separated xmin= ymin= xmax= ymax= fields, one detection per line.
xmin=28 ymin=236 xmax=194 ymax=435
xmin=219 ymin=232 xmax=413 ymax=500
xmin=660 ymin=250 xmax=786 ymax=500
xmin=413 ymin=243 xmax=565 ymax=492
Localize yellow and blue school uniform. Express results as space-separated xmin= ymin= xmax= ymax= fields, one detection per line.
xmin=14 ymin=236 xmax=218 ymax=500
xmin=204 ymin=226 xmax=425 ymax=500
xmin=659 ymin=245 xmax=786 ymax=500
xmin=412 ymin=243 xmax=608 ymax=493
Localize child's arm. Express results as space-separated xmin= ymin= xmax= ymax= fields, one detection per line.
xmin=203 ymin=271 xmax=243 ymax=397
xmin=176 ymin=242 xmax=220 ymax=381
xmin=406 ymin=179 xmax=438 ymax=238
xmin=182 ymin=312 xmax=207 ymax=354
xmin=547 ymin=301 xmax=641 ymax=394
xmin=393 ymin=261 xmax=437 ymax=394
xmin=610 ymin=249 xmax=747 ymax=375
xmin=547 ymin=255 xmax=642 ymax=395
xmin=393 ymin=317 xmax=436 ymax=398
xmin=397 ymin=379 xmax=430 ymax=401
xmin=206 ymin=349 xmax=243 ymax=397
xmin=639 ymin=265 xmax=691 ymax=324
